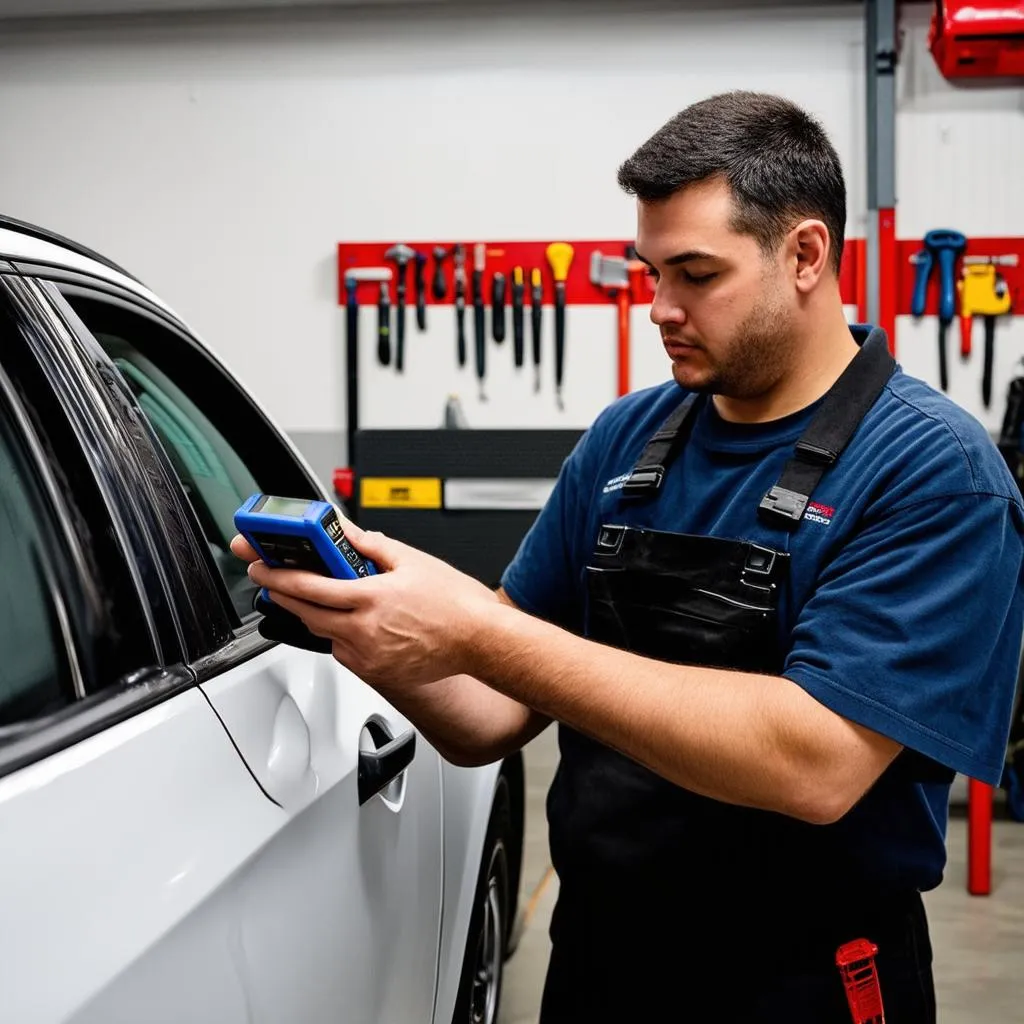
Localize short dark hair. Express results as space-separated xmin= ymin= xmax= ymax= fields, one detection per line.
xmin=617 ymin=91 xmax=846 ymax=276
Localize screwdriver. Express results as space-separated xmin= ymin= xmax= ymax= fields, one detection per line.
xmin=530 ymin=268 xmax=543 ymax=392
xmin=492 ymin=271 xmax=507 ymax=343
xmin=377 ymin=281 xmax=391 ymax=366
xmin=453 ymin=244 xmax=467 ymax=368
xmin=473 ymin=243 xmax=487 ymax=400
xmin=512 ymin=266 xmax=525 ymax=368
xmin=546 ymin=242 xmax=575 ymax=411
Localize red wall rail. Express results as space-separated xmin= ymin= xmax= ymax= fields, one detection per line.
xmin=338 ymin=238 xmax=867 ymax=310
xmin=340 ymin=236 xmax=1024 ymax=322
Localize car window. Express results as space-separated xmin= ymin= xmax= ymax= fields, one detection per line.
xmin=57 ymin=292 xmax=318 ymax=624
xmin=0 ymin=405 xmax=78 ymax=726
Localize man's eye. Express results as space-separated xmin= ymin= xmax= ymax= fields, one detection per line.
xmin=645 ymin=267 xmax=660 ymax=282
xmin=684 ymin=271 xmax=718 ymax=286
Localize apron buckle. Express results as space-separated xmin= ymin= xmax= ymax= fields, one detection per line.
xmin=758 ymin=485 xmax=809 ymax=528
xmin=622 ymin=467 xmax=665 ymax=496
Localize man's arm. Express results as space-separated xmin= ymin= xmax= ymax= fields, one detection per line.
xmin=242 ymin=528 xmax=900 ymax=824
xmin=369 ymin=589 xmax=552 ymax=766
xmin=463 ymin=602 xmax=901 ymax=825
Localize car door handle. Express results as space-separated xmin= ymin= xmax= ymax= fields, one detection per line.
xmin=358 ymin=728 xmax=416 ymax=805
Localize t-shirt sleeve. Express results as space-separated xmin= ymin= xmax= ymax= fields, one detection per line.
xmin=500 ymin=432 xmax=596 ymax=632
xmin=784 ymin=492 xmax=1024 ymax=785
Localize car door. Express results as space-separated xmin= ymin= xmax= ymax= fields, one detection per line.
xmin=40 ymin=274 xmax=445 ymax=1024
xmin=0 ymin=269 xmax=289 ymax=1024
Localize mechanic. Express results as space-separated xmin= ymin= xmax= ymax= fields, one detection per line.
xmin=234 ymin=92 xmax=1024 ymax=1022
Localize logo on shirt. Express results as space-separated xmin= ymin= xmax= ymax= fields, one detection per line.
xmin=804 ymin=501 xmax=835 ymax=526
xmin=602 ymin=472 xmax=631 ymax=494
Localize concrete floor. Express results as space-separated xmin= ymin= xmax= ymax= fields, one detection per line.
xmin=498 ymin=727 xmax=1024 ymax=1024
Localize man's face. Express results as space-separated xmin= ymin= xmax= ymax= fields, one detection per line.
xmin=635 ymin=178 xmax=797 ymax=399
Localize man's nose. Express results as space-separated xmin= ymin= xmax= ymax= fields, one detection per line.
xmin=650 ymin=283 xmax=686 ymax=327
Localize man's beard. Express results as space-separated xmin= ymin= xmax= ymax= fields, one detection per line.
xmin=671 ymin=290 xmax=794 ymax=399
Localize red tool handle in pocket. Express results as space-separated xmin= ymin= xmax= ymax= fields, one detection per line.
xmin=836 ymin=938 xmax=885 ymax=1024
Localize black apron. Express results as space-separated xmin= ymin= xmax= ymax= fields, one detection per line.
xmin=540 ymin=332 xmax=937 ymax=1023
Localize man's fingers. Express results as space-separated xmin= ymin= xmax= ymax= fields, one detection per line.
xmin=230 ymin=534 xmax=261 ymax=564
xmin=249 ymin=561 xmax=372 ymax=609
xmin=340 ymin=524 xmax=411 ymax=573
xmin=263 ymin=590 xmax=352 ymax=640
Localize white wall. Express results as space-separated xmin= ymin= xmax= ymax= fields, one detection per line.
xmin=0 ymin=0 xmax=866 ymax=447
xmin=0 ymin=0 xmax=1020 ymax=458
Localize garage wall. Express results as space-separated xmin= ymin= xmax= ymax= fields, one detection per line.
xmin=0 ymin=1 xmax=1021 ymax=485
xmin=895 ymin=3 xmax=1024 ymax=435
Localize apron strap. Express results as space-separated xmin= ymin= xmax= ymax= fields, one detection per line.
xmin=758 ymin=328 xmax=896 ymax=530
xmin=620 ymin=393 xmax=702 ymax=498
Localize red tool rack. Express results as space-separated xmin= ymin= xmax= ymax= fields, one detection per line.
xmin=337 ymin=238 xmax=867 ymax=311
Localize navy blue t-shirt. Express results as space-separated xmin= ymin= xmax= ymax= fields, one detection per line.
xmin=502 ymin=331 xmax=1024 ymax=890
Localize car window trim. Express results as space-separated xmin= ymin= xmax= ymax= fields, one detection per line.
xmin=14 ymin=262 xmax=187 ymax=336
xmin=1 ymin=274 xmax=170 ymax=663
xmin=191 ymin=618 xmax=277 ymax=682
xmin=0 ymin=360 xmax=86 ymax=700
xmin=38 ymin=281 xmax=239 ymax=657
xmin=0 ymin=664 xmax=195 ymax=782
xmin=43 ymin=281 xmax=287 ymax=661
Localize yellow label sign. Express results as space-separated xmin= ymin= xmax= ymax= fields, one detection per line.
xmin=360 ymin=477 xmax=442 ymax=509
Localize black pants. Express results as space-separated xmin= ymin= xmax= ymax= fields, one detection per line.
xmin=539 ymin=884 xmax=936 ymax=1023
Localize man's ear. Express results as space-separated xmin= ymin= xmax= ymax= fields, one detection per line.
xmin=788 ymin=219 xmax=832 ymax=293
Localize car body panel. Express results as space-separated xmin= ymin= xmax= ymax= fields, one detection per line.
xmin=0 ymin=687 xmax=284 ymax=1024
xmin=197 ymin=638 xmax=445 ymax=1021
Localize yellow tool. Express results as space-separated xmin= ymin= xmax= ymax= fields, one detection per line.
xmin=545 ymin=242 xmax=575 ymax=410
xmin=959 ymin=256 xmax=1015 ymax=408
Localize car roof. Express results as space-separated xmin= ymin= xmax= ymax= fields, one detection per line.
xmin=0 ymin=215 xmax=180 ymax=322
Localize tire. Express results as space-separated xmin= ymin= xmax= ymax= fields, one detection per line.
xmin=453 ymin=775 xmax=513 ymax=1024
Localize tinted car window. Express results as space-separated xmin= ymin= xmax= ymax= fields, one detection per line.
xmin=0 ymin=407 xmax=77 ymax=725
xmin=58 ymin=291 xmax=319 ymax=623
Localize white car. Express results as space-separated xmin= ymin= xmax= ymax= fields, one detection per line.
xmin=0 ymin=215 xmax=524 ymax=1024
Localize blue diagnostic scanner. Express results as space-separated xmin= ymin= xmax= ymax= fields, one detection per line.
xmin=234 ymin=493 xmax=378 ymax=583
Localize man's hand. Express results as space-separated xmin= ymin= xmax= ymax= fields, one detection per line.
xmin=229 ymin=518 xmax=499 ymax=689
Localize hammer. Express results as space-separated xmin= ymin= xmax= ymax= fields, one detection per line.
xmin=590 ymin=250 xmax=631 ymax=397
xmin=384 ymin=243 xmax=415 ymax=372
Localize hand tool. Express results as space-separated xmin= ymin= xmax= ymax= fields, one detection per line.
xmin=473 ymin=242 xmax=487 ymax=400
xmin=453 ymin=243 xmax=467 ymax=368
xmin=491 ymin=271 xmax=507 ymax=343
xmin=545 ymin=242 xmax=574 ymax=410
xmin=590 ymin=250 xmax=631 ymax=397
xmin=414 ymin=250 xmax=428 ymax=332
xmin=384 ymin=243 xmax=414 ymax=373
xmin=836 ymin=939 xmax=885 ymax=1024
xmin=512 ymin=266 xmax=525 ymax=368
xmin=377 ymin=280 xmax=391 ymax=366
xmin=342 ymin=266 xmax=391 ymax=471
xmin=530 ymin=268 xmax=543 ymax=393
xmin=960 ymin=256 xmax=1016 ymax=408
xmin=910 ymin=229 xmax=966 ymax=392
xmin=625 ymin=244 xmax=648 ymax=305
xmin=431 ymin=245 xmax=448 ymax=300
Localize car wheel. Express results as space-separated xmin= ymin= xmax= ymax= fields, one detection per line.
xmin=453 ymin=775 xmax=512 ymax=1024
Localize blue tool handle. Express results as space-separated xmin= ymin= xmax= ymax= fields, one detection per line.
xmin=911 ymin=250 xmax=932 ymax=318
xmin=936 ymin=247 xmax=959 ymax=323
xmin=923 ymin=229 xmax=967 ymax=323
